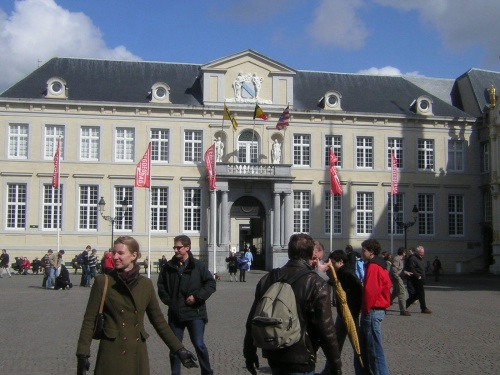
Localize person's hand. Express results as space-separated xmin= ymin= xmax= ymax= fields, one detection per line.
xmin=245 ymin=354 xmax=259 ymax=375
xmin=185 ymin=295 xmax=196 ymax=305
xmin=176 ymin=347 xmax=198 ymax=369
xmin=76 ymin=355 xmax=90 ymax=375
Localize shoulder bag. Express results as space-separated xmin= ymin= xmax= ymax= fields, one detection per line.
xmin=92 ymin=275 xmax=108 ymax=340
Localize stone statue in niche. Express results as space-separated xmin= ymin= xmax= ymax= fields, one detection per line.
xmin=271 ymin=139 xmax=281 ymax=164
xmin=233 ymin=72 xmax=244 ymax=99
xmin=215 ymin=137 xmax=224 ymax=162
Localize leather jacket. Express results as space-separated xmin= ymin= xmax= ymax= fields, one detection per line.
xmin=244 ymin=259 xmax=342 ymax=374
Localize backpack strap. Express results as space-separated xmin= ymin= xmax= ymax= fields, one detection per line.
xmin=271 ymin=268 xmax=312 ymax=285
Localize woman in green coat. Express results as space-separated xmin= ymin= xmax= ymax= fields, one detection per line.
xmin=76 ymin=236 xmax=198 ymax=375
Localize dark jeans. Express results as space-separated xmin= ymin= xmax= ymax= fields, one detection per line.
xmin=239 ymin=269 xmax=246 ymax=282
xmin=168 ymin=318 xmax=213 ymax=375
xmin=406 ymin=278 xmax=427 ymax=310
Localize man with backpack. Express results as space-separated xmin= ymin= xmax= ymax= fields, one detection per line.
xmin=243 ymin=233 xmax=342 ymax=375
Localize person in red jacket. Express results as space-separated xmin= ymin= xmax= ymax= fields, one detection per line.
xmin=102 ymin=249 xmax=115 ymax=274
xmin=360 ymin=239 xmax=391 ymax=375
xmin=21 ymin=257 xmax=31 ymax=275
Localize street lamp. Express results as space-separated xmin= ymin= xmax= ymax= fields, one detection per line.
xmin=394 ymin=204 xmax=419 ymax=251
xmin=98 ymin=196 xmax=128 ymax=249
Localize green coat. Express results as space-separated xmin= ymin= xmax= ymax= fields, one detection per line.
xmin=76 ymin=270 xmax=183 ymax=375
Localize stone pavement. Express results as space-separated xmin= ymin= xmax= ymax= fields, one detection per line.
xmin=0 ymin=269 xmax=499 ymax=375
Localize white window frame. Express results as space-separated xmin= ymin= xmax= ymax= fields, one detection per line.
xmin=417 ymin=139 xmax=434 ymax=170
xmin=183 ymin=188 xmax=201 ymax=232
xmin=356 ymin=137 xmax=373 ymax=168
xmin=115 ymin=128 xmax=135 ymax=161
xmin=184 ymin=130 xmax=202 ymax=163
xmin=448 ymin=140 xmax=464 ymax=172
xmin=237 ymin=131 xmax=258 ymax=163
xmin=293 ymin=134 xmax=311 ymax=167
xmin=114 ymin=187 xmax=133 ymax=230
xmin=388 ymin=193 xmax=404 ymax=235
xmin=387 ymin=138 xmax=403 ymax=169
xmin=8 ymin=123 xmax=29 ymax=159
xmin=480 ymin=142 xmax=490 ymax=173
xmin=293 ymin=191 xmax=310 ymax=233
xmin=448 ymin=194 xmax=464 ymax=236
xmin=6 ymin=183 xmax=27 ymax=230
xmin=42 ymin=184 xmax=62 ymax=230
xmin=417 ymin=193 xmax=434 ymax=235
xmin=45 ymin=125 xmax=64 ymax=160
xmin=151 ymin=129 xmax=170 ymax=163
xmin=79 ymin=185 xmax=99 ymax=231
xmin=356 ymin=192 xmax=373 ymax=234
xmin=325 ymin=135 xmax=342 ymax=168
xmin=151 ymin=187 xmax=168 ymax=231
xmin=80 ymin=126 xmax=100 ymax=161
xmin=325 ymin=191 xmax=342 ymax=235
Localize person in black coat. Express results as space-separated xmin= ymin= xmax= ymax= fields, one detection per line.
xmin=55 ymin=264 xmax=73 ymax=290
xmin=225 ymin=251 xmax=238 ymax=282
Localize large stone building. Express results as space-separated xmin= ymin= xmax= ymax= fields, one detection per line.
xmin=1 ymin=50 xmax=500 ymax=274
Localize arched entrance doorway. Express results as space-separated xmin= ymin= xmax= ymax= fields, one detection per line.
xmin=230 ymin=196 xmax=266 ymax=270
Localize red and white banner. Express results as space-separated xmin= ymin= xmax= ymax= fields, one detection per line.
xmin=204 ymin=144 xmax=216 ymax=190
xmin=276 ymin=105 xmax=290 ymax=131
xmin=329 ymin=150 xmax=342 ymax=195
xmin=52 ymin=139 xmax=60 ymax=188
xmin=391 ymin=152 xmax=398 ymax=195
xmin=135 ymin=143 xmax=151 ymax=188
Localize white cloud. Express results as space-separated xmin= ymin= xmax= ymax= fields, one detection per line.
xmin=0 ymin=0 xmax=140 ymax=92
xmin=307 ymin=0 xmax=369 ymax=49
xmin=357 ymin=66 xmax=421 ymax=76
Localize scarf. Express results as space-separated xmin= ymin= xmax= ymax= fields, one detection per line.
xmin=117 ymin=264 xmax=140 ymax=289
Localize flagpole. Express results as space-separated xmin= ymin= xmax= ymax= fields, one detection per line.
xmin=330 ymin=192 xmax=334 ymax=253
xmin=147 ymin=187 xmax=151 ymax=278
xmin=391 ymin=193 xmax=394 ymax=255
xmin=57 ymin=137 xmax=61 ymax=253
xmin=213 ymin=138 xmax=217 ymax=275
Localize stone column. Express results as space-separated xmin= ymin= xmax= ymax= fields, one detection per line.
xmin=284 ymin=192 xmax=293 ymax=244
xmin=273 ymin=192 xmax=281 ymax=246
xmin=221 ymin=190 xmax=229 ymax=246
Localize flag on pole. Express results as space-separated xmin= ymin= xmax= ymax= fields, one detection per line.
xmin=52 ymin=138 xmax=60 ymax=188
xmin=276 ymin=105 xmax=290 ymax=130
xmin=391 ymin=152 xmax=398 ymax=195
xmin=329 ymin=150 xmax=343 ymax=195
xmin=204 ymin=144 xmax=216 ymax=190
xmin=135 ymin=143 xmax=151 ymax=188
xmin=253 ymin=104 xmax=268 ymax=120
xmin=223 ymin=104 xmax=238 ymax=131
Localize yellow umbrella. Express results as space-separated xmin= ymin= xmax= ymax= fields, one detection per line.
xmin=328 ymin=264 xmax=363 ymax=367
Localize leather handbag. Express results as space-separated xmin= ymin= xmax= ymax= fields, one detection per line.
xmin=92 ymin=275 xmax=108 ymax=339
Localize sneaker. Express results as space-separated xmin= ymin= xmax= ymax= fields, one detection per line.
xmin=400 ymin=311 xmax=411 ymax=316
xmin=421 ymin=308 xmax=432 ymax=314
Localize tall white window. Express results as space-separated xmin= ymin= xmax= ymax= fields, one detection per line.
xmin=356 ymin=137 xmax=373 ymax=168
xmin=9 ymin=124 xmax=29 ymax=159
xmin=418 ymin=139 xmax=434 ymax=170
xmin=114 ymin=187 xmax=133 ymax=230
xmin=80 ymin=126 xmax=100 ymax=160
xmin=115 ymin=128 xmax=135 ymax=161
xmin=43 ymin=185 xmax=62 ymax=230
xmin=45 ymin=125 xmax=64 ymax=159
xmin=183 ymin=188 xmax=201 ymax=231
xmin=417 ymin=194 xmax=434 ymax=235
xmin=237 ymin=131 xmax=258 ymax=163
xmin=387 ymin=138 xmax=403 ymax=168
xmin=293 ymin=191 xmax=310 ymax=233
xmin=448 ymin=195 xmax=464 ymax=236
xmin=79 ymin=185 xmax=98 ymax=230
xmin=184 ymin=130 xmax=202 ymax=163
xmin=151 ymin=187 xmax=168 ymax=231
xmin=325 ymin=191 xmax=342 ymax=234
xmin=325 ymin=135 xmax=342 ymax=167
xmin=480 ymin=142 xmax=490 ymax=173
xmin=388 ymin=193 xmax=404 ymax=235
xmin=356 ymin=192 xmax=373 ymax=234
xmin=7 ymin=183 xmax=27 ymax=229
xmin=448 ymin=140 xmax=464 ymax=172
xmin=293 ymin=135 xmax=310 ymax=166
xmin=151 ymin=129 xmax=169 ymax=162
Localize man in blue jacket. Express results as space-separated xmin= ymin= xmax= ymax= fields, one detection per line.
xmin=158 ymin=235 xmax=216 ymax=375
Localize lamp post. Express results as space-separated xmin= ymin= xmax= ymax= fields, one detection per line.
xmin=394 ymin=204 xmax=419 ymax=251
xmin=98 ymin=197 xmax=128 ymax=249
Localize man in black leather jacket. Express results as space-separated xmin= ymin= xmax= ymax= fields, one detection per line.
xmin=243 ymin=233 xmax=342 ymax=375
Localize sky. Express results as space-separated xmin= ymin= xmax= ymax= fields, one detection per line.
xmin=0 ymin=0 xmax=499 ymax=92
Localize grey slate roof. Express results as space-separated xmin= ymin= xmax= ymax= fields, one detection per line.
xmin=453 ymin=68 xmax=500 ymax=117
xmin=0 ymin=55 xmax=474 ymax=119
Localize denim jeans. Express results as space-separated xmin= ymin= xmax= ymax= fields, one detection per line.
xmin=168 ymin=318 xmax=213 ymax=375
xmin=360 ymin=309 xmax=389 ymax=375
xmin=270 ymin=369 xmax=314 ymax=375
xmin=82 ymin=265 xmax=91 ymax=286
xmin=46 ymin=267 xmax=56 ymax=288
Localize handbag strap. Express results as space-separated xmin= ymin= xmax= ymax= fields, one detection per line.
xmin=98 ymin=275 xmax=108 ymax=314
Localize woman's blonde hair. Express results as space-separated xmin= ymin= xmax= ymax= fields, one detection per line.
xmin=114 ymin=236 xmax=142 ymax=261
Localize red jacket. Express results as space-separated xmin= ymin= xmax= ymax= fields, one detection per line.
xmin=361 ymin=257 xmax=391 ymax=314
xmin=103 ymin=252 xmax=114 ymax=270
xmin=21 ymin=259 xmax=31 ymax=269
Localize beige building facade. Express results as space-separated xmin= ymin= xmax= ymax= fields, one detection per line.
xmin=1 ymin=50 xmax=499 ymax=274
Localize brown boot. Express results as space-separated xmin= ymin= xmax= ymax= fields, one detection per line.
xmin=421 ymin=308 xmax=432 ymax=314
xmin=400 ymin=311 xmax=411 ymax=316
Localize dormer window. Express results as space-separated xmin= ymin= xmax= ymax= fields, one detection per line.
xmin=411 ymin=95 xmax=433 ymax=116
xmin=45 ymin=77 xmax=68 ymax=99
xmin=323 ymin=90 xmax=342 ymax=111
xmin=150 ymin=82 xmax=171 ymax=103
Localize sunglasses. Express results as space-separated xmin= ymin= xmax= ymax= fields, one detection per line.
xmin=172 ymin=246 xmax=184 ymax=250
